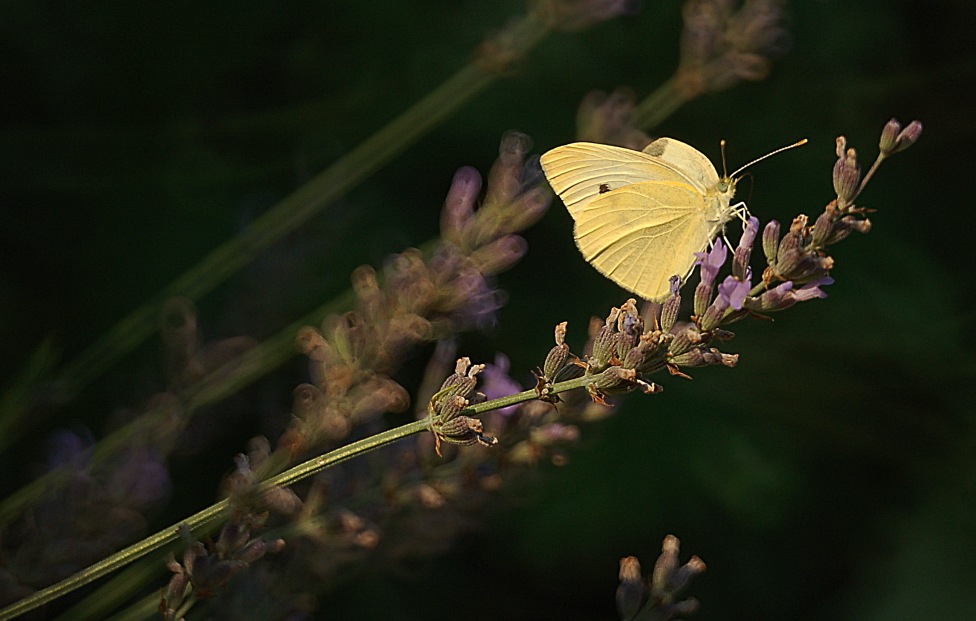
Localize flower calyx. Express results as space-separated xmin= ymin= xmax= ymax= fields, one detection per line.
xmin=426 ymin=357 xmax=497 ymax=456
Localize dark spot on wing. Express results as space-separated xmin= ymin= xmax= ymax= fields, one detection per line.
xmin=599 ymin=183 xmax=611 ymax=194
xmin=643 ymin=139 xmax=667 ymax=157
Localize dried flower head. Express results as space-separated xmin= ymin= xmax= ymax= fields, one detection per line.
xmin=427 ymin=357 xmax=498 ymax=456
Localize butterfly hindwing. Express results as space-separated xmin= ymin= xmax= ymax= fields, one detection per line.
xmin=572 ymin=181 xmax=711 ymax=301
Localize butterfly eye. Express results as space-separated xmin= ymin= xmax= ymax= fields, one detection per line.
xmin=599 ymin=183 xmax=611 ymax=194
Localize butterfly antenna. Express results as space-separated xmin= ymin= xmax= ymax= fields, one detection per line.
xmin=720 ymin=139 xmax=730 ymax=180
xmin=730 ymin=138 xmax=808 ymax=178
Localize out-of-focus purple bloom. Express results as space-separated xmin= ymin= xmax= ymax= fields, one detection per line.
xmin=479 ymin=353 xmax=522 ymax=417
xmin=105 ymin=446 xmax=172 ymax=511
xmin=46 ymin=428 xmax=93 ymax=471
xmin=678 ymin=0 xmax=788 ymax=97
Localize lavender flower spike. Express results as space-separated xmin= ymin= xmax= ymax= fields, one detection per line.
xmin=733 ymin=216 xmax=760 ymax=281
xmin=693 ymin=242 xmax=728 ymax=317
xmin=696 ymin=242 xmax=728 ymax=289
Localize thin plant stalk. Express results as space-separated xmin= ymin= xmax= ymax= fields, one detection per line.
xmin=0 ymin=72 xmax=696 ymax=527
xmin=0 ymin=374 xmax=591 ymax=620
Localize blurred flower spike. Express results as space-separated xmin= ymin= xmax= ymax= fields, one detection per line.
xmin=677 ymin=0 xmax=790 ymax=98
xmin=287 ymin=132 xmax=549 ymax=457
xmin=532 ymin=0 xmax=643 ymax=32
xmin=616 ymin=535 xmax=706 ymax=621
xmin=576 ymin=88 xmax=653 ymax=150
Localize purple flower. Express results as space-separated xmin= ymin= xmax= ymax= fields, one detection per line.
xmin=746 ymin=277 xmax=833 ymax=312
xmin=717 ymin=274 xmax=751 ymax=311
xmin=733 ymin=217 xmax=760 ymax=279
xmin=694 ymin=242 xmax=728 ymax=317
xmin=793 ymin=277 xmax=834 ymax=301
xmin=479 ymin=353 xmax=521 ymax=417
xmin=695 ymin=242 xmax=728 ymax=290
xmin=739 ymin=216 xmax=760 ymax=250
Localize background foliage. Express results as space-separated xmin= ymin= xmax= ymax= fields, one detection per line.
xmin=1 ymin=0 xmax=973 ymax=619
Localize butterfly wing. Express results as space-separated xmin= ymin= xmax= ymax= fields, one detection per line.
xmin=572 ymin=181 xmax=711 ymax=302
xmin=645 ymin=137 xmax=738 ymax=233
xmin=540 ymin=142 xmax=700 ymax=218
xmin=642 ymin=137 xmax=721 ymax=191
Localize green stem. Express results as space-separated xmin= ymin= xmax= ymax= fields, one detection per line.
xmin=634 ymin=77 xmax=689 ymax=131
xmin=0 ymin=370 xmax=590 ymax=620
xmin=0 ymin=502 xmax=227 ymax=621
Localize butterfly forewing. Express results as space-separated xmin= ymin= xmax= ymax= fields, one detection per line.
xmin=539 ymin=142 xmax=701 ymax=217
xmin=642 ymin=138 xmax=722 ymax=191
xmin=573 ymin=182 xmax=711 ymax=301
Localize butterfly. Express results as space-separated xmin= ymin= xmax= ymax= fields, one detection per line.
xmin=540 ymin=137 xmax=804 ymax=301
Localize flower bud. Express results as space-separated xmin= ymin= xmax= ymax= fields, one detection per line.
xmin=878 ymin=118 xmax=901 ymax=155
xmin=543 ymin=342 xmax=571 ymax=381
xmin=824 ymin=216 xmax=871 ymax=245
xmin=668 ymin=326 xmax=701 ymax=357
xmin=762 ymin=219 xmax=781 ymax=266
xmin=589 ymin=366 xmax=638 ymax=395
xmin=880 ymin=118 xmax=922 ymax=156
xmin=893 ymin=120 xmax=922 ymax=153
xmin=589 ymin=311 xmax=621 ymax=372
xmin=732 ymin=216 xmax=759 ymax=280
xmin=660 ymin=276 xmax=682 ymax=332
xmin=616 ymin=556 xmax=647 ymax=621
xmin=833 ymin=147 xmax=861 ymax=203
xmin=651 ymin=534 xmax=680 ymax=595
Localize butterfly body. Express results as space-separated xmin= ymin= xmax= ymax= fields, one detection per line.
xmin=540 ymin=138 xmax=740 ymax=302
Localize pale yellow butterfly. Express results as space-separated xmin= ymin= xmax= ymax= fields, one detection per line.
xmin=540 ymin=137 xmax=806 ymax=302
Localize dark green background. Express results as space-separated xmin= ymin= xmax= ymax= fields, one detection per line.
xmin=1 ymin=0 xmax=973 ymax=619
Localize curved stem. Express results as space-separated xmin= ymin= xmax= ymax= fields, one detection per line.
xmin=0 ymin=502 xmax=227 ymax=621
xmin=634 ymin=77 xmax=689 ymax=131
xmin=0 ymin=370 xmax=591 ymax=620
